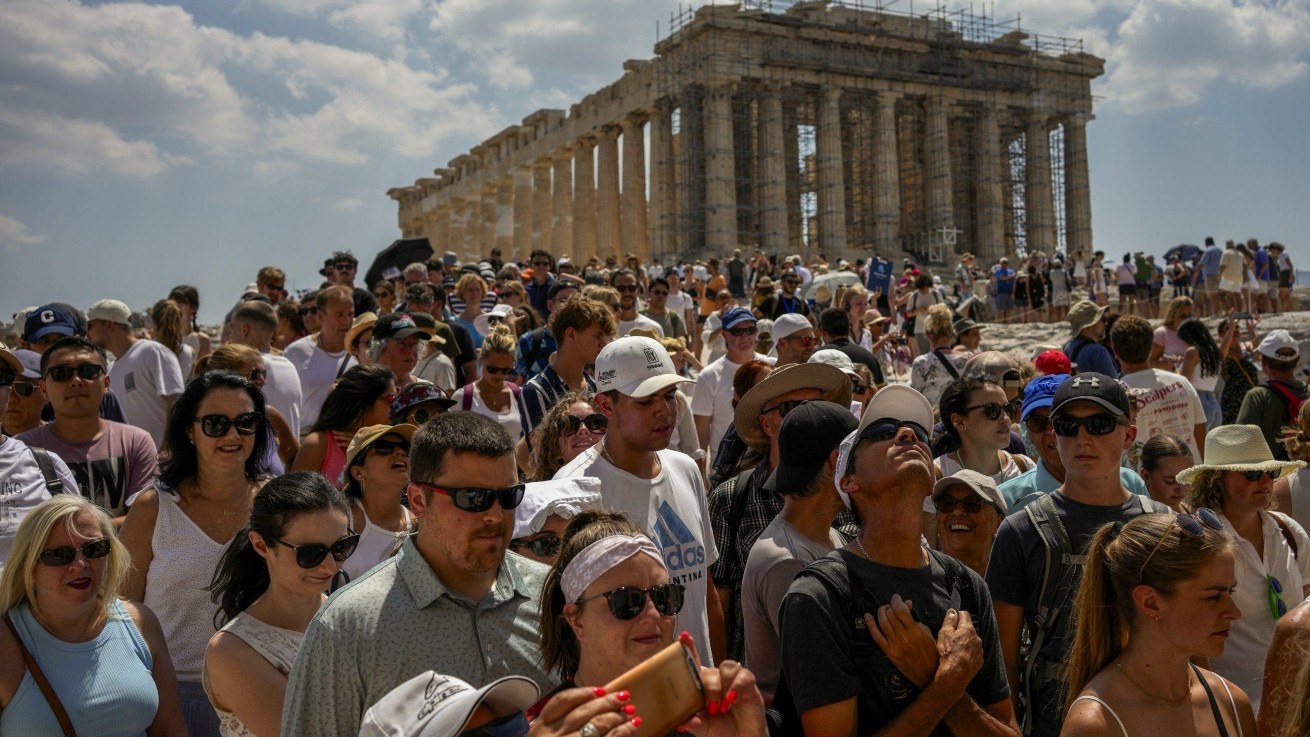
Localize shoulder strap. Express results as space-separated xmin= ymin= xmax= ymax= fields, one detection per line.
xmin=724 ymin=467 xmax=762 ymax=558
xmin=461 ymin=384 xmax=474 ymax=412
xmin=1267 ymin=380 xmax=1306 ymax=417
xmin=1193 ymin=664 xmax=1233 ymax=737
xmin=526 ymin=329 xmax=545 ymax=370
xmin=1068 ymin=338 xmax=1092 ymax=368
xmin=933 ymin=349 xmax=960 ymax=380
xmin=1272 ymin=512 xmax=1300 ymax=560
xmin=30 ymin=447 xmax=65 ymax=495
xmin=4 ymin=614 xmax=77 ymax=737
xmin=507 ymin=381 xmax=522 ymax=399
xmin=335 ymin=351 xmax=352 ymax=379
xmin=1069 ymin=696 xmax=1129 ymax=737
xmin=1019 ymin=493 xmax=1084 ymax=718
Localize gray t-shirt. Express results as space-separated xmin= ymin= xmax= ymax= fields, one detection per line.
xmin=742 ymin=518 xmax=845 ymax=696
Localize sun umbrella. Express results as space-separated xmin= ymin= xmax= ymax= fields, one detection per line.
xmin=802 ymin=270 xmax=862 ymax=299
xmin=363 ymin=238 xmax=434 ymax=289
xmin=1163 ymin=244 xmax=1201 ymax=263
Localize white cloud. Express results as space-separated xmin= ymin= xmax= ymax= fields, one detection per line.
xmin=331 ymin=197 xmax=365 ymax=210
xmin=247 ymin=0 xmax=426 ymax=42
xmin=0 ymin=214 xmax=46 ymax=252
xmin=0 ymin=108 xmax=181 ymax=177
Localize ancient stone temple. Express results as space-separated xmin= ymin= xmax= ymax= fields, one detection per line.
xmin=389 ymin=1 xmax=1103 ymax=266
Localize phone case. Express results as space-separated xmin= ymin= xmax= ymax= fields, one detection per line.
xmin=602 ymin=640 xmax=705 ymax=735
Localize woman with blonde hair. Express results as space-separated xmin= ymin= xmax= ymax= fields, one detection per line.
xmin=1062 ymin=512 xmax=1252 ymax=737
xmin=0 ymin=495 xmax=187 ymax=735
xmin=529 ymin=392 xmax=606 ymax=481
xmin=498 ymin=279 xmax=528 ymax=309
xmin=908 ymin=303 xmax=968 ymax=407
xmin=152 ymin=298 xmax=196 ymax=377
xmin=1149 ymin=295 xmax=1193 ymax=370
xmin=195 ymin=344 xmax=300 ymax=470
xmin=451 ymin=324 xmax=529 ymax=443
xmin=1273 ymin=400 xmax=1310 ymax=532
xmin=452 ymin=272 xmax=489 ymax=348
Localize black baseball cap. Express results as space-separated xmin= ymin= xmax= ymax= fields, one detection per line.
xmin=762 ymin=401 xmax=859 ymax=494
xmin=1050 ymin=372 xmax=1130 ymax=418
xmin=547 ymin=280 xmax=578 ymax=301
xmin=373 ymin=313 xmax=432 ymax=342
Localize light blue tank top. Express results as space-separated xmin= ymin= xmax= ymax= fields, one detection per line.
xmin=1 ymin=599 xmax=158 ymax=737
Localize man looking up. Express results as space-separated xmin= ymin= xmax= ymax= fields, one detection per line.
xmin=1237 ymin=329 xmax=1308 ymax=460
xmin=986 ymin=374 xmax=1169 ymax=737
xmin=282 ymin=285 xmax=355 ymax=435
xmin=1061 ymin=300 xmax=1117 ymax=377
xmin=768 ymin=313 xmax=816 ymax=367
xmin=778 ymin=385 xmax=1018 ymax=736
xmin=228 ymin=300 xmax=302 ymax=437
xmin=520 ymin=294 xmax=614 ymax=436
xmin=554 ymin=336 xmax=722 ymax=662
xmin=693 ymin=308 xmax=768 ymax=459
xmin=282 ymin=412 xmax=549 ymax=736
xmin=19 ymin=337 xmax=157 ymax=524
xmin=611 ymin=268 xmax=663 ymax=337
xmin=86 ymin=298 xmax=184 ymax=446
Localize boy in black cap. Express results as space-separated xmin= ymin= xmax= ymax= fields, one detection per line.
xmin=985 ymin=373 xmax=1170 ymax=737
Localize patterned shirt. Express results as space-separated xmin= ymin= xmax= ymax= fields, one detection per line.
xmin=280 ymin=537 xmax=553 ymax=737
xmin=515 ymin=326 xmax=557 ymax=383
xmin=521 ymin=364 xmax=596 ymax=438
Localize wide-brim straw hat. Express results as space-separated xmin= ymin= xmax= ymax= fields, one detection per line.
xmin=734 ymin=363 xmax=852 ymax=447
xmin=1175 ymin=424 xmax=1306 ymax=486
xmin=346 ymin=312 xmax=379 ymax=349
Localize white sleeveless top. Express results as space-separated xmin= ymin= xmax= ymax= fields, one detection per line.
xmin=1070 ymin=672 xmax=1243 ymax=737
xmin=143 ymin=490 xmax=234 ymax=683
xmin=344 ymin=500 xmax=411 ymax=581
xmin=203 ymin=611 xmax=304 ymax=737
xmin=1289 ymin=469 xmax=1310 ymax=533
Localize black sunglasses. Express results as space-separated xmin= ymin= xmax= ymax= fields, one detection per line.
xmin=195 ymin=412 xmax=262 ymax=438
xmin=934 ymin=495 xmax=989 ymax=514
xmin=1051 ymin=414 xmax=1127 ymax=437
xmin=964 ymin=403 xmax=1011 ymax=422
xmin=649 ymin=290 xmax=669 ymax=297
xmin=859 ymin=419 xmax=931 ymax=445
xmin=247 ymin=367 xmax=266 ymax=382
xmin=615 ymin=284 xmax=639 ymax=293
xmin=12 ymin=381 xmax=37 ymax=398
xmin=45 ymin=363 xmax=105 ymax=382
xmin=1024 ymin=413 xmax=1051 ymax=434
xmin=483 ymin=365 xmax=513 ymax=376
xmin=335 ymin=262 xmax=357 ymax=270
xmin=412 ymin=481 xmax=526 ymax=513
xmin=726 ymin=326 xmax=757 ymax=337
xmin=0 ymin=369 xmax=13 ymax=387
xmin=509 ymin=533 xmax=562 ymax=558
xmin=38 ymin=539 xmax=112 ymax=567
xmin=1138 ymin=508 xmax=1223 ymax=581
xmin=264 ymin=533 xmax=360 ymax=569
xmin=762 ymin=399 xmax=807 ymax=420
xmin=374 ymin=291 xmax=390 ymax=299
xmin=1242 ymin=469 xmax=1279 ymax=482
xmin=562 ymin=413 xmax=608 ymax=437
xmin=371 ymin=438 xmax=410 ymax=456
xmin=578 ymin=583 xmax=686 ymax=620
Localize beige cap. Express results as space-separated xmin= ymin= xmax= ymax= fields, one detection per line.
xmin=345 ymin=424 xmax=417 ymax=468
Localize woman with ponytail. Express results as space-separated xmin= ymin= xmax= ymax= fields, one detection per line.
xmin=203 ymin=472 xmax=355 ymax=737
xmin=170 ymin=284 xmax=212 ymax=361
xmin=1063 ymin=512 xmax=1253 ymax=737
xmin=931 ymin=373 xmax=1032 ymax=482
xmin=195 ymin=345 xmax=299 ymax=470
xmin=152 ymin=298 xmax=196 ymax=377
xmin=1177 ymin=317 xmax=1224 ymax=431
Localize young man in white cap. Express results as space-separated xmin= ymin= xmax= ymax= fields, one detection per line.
xmin=776 ymin=384 xmax=1017 ymax=737
xmin=693 ymin=308 xmax=768 ymax=460
xmin=1238 ymin=329 xmax=1307 ymax=460
xmin=768 ymin=312 xmax=815 ymax=367
xmin=554 ymin=335 xmax=722 ymax=662
xmin=86 ymin=298 xmax=185 ymax=445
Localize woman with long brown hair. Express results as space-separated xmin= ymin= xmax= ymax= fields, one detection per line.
xmin=195 ymin=344 xmax=300 ymax=470
xmin=152 ymin=298 xmax=195 ymax=377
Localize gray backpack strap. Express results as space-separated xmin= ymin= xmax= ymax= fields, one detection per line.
xmin=30 ymin=447 xmax=65 ymax=495
xmin=1018 ymin=493 xmax=1083 ymax=735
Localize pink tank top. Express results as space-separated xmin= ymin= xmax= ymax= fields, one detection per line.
xmin=321 ymin=430 xmax=348 ymax=487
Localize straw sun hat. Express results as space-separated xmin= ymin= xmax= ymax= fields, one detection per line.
xmin=1174 ymin=424 xmax=1306 ymax=486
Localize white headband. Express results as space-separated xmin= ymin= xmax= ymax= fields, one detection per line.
xmin=561 ymin=535 xmax=664 ymax=603
xmin=834 ymin=429 xmax=859 ymax=509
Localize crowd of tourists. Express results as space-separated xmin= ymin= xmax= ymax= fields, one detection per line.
xmin=0 ymin=238 xmax=1307 ymax=737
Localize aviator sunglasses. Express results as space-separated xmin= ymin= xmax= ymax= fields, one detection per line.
xmin=263 ymin=532 xmax=360 ymax=569
xmin=577 ymin=583 xmax=686 ymax=620
xmin=39 ymin=538 xmax=112 ymax=567
xmin=12 ymin=381 xmax=38 ymax=398
xmin=411 ymin=481 xmax=526 ymax=513
xmin=194 ymin=412 xmax=262 ymax=438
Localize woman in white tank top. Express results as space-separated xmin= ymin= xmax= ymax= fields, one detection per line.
xmin=340 ymin=424 xmax=417 ymax=581
xmin=204 ymin=472 xmax=356 ymax=737
xmin=1061 ymin=513 xmax=1255 ymax=737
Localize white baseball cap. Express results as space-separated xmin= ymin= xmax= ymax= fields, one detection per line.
xmin=594 ymin=336 xmax=694 ymax=398
xmin=1258 ymin=329 xmax=1300 ymax=360
xmin=766 ymin=313 xmax=812 ymax=357
xmin=854 ymin=384 xmax=933 ymax=437
xmin=358 ymin=672 xmax=538 ymax=737
xmin=86 ymin=299 xmax=132 ymax=326
xmin=12 ymin=349 xmax=43 ymax=379
xmin=809 ymin=348 xmax=859 ymax=379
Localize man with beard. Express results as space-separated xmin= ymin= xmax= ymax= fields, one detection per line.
xmin=754 ymin=270 xmax=813 ymax=323
xmin=611 ymin=269 xmax=663 ymax=337
xmin=283 ymin=412 xmax=550 ymax=736
xmin=777 ymin=385 xmax=1017 ymax=737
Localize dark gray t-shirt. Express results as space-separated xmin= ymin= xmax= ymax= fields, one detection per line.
xmin=779 ymin=549 xmax=1010 ymax=735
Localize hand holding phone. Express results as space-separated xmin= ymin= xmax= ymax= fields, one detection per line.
xmin=602 ymin=639 xmax=703 ymax=736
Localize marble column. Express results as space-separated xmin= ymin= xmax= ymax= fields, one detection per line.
xmin=976 ymin=106 xmax=1005 ymax=263
xmin=552 ymin=148 xmax=574 ymax=262
xmin=621 ymin=114 xmax=650 ymax=263
xmin=1064 ymin=115 xmax=1093 ymax=256
xmin=704 ymin=86 xmax=738 ymax=254
xmin=428 ymin=207 xmax=450 ymax=255
xmin=532 ymin=158 xmax=553 ymax=254
xmin=448 ymin=198 xmax=468 ymax=263
xmin=480 ymin=186 xmax=499 ymax=258
xmin=817 ymin=89 xmax=848 ymax=255
xmin=573 ymin=137 xmax=597 ymax=260
xmin=462 ymin=195 xmax=479 ymax=262
xmin=495 ymin=177 xmax=515 ymax=259
xmin=924 ymin=96 xmax=954 ymax=233
xmin=759 ymin=90 xmax=788 ymax=255
xmin=513 ymin=169 xmax=533 ymax=261
xmin=1025 ymin=114 xmax=1056 ymax=255
xmin=648 ymin=104 xmax=674 ymax=260
xmin=872 ymin=91 xmax=902 ymax=253
xmin=596 ymin=126 xmax=621 ymax=261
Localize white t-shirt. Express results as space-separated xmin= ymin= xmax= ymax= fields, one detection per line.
xmin=178 ymin=342 xmax=196 ymax=380
xmin=0 ymin=437 xmax=79 ymax=573
xmin=1120 ymin=368 xmax=1205 ymax=470
xmin=691 ymin=353 xmax=767 ymax=453
xmin=618 ymin=314 xmax=665 ymax=338
xmin=700 ymin=312 xmax=726 ymax=365
xmin=451 ymin=385 xmax=525 ymax=443
xmin=554 ymin=446 xmax=719 ymax=662
xmin=109 ymin=339 xmax=186 ymax=446
xmin=283 ymin=335 xmax=356 ymax=434
xmin=666 ymin=291 xmax=694 ymax=327
xmin=261 ymin=353 xmax=303 ymax=440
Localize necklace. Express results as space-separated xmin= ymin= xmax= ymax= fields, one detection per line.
xmin=1116 ymin=661 xmax=1191 ymax=707
xmin=598 ymin=439 xmax=619 ymax=467
xmin=855 ymin=537 xmax=871 ymax=560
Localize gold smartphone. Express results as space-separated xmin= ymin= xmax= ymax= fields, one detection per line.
xmin=602 ymin=640 xmax=705 ymax=735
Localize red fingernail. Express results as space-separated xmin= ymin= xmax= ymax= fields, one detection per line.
xmin=616 ymin=690 xmax=630 ymax=702
xmin=680 ymin=631 xmax=690 ymax=639
xmin=592 ymin=687 xmax=606 ymax=697
xmin=725 ymin=690 xmax=738 ymax=706
xmin=631 ymin=717 xmax=642 ymax=727
xmin=623 ymin=704 xmax=636 ymax=715
xmin=708 ymin=700 xmax=718 ymax=715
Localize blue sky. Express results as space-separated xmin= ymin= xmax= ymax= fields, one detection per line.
xmin=2 ymin=0 xmax=1308 ymax=324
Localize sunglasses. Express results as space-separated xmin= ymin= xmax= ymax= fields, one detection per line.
xmin=412 ymin=481 xmax=526 ymax=512
xmin=38 ymin=538 xmax=112 ymax=567
xmin=378 ymin=393 xmax=397 ymax=405
xmin=934 ymin=495 xmax=990 ymax=514
xmin=1241 ymin=469 xmax=1279 ymax=482
xmin=851 ymin=376 xmax=867 ymax=395
xmin=509 ymin=533 xmax=562 ymax=558
xmin=0 ymin=369 xmax=13 ymax=387
xmin=266 ymin=283 xmax=286 ymax=291
xmin=12 ymin=381 xmax=37 ymax=398
xmin=1268 ymin=575 xmax=1288 ymax=619
xmin=484 ymin=365 xmax=513 ymax=376
xmin=578 ymin=583 xmax=686 ymax=620
xmin=247 ymin=367 xmax=266 ymax=382
xmin=374 ymin=292 xmax=390 ymax=299
xmin=859 ymin=419 xmax=931 ymax=445
xmin=726 ymin=326 xmax=757 ymax=337
xmin=615 ymin=285 xmax=639 ymax=293
xmin=1051 ymin=414 xmax=1127 ymax=437
xmin=964 ymin=403 xmax=1011 ymax=422
xmin=562 ymin=413 xmax=608 ymax=437
xmin=649 ymin=290 xmax=668 ymax=297
xmin=300 ymin=306 xmax=320 ymax=316
xmin=533 ymin=260 xmax=553 ymax=268
xmin=1024 ymin=413 xmax=1051 ymax=434
xmin=1138 ymin=508 xmax=1223 ymax=582
xmin=195 ymin=412 xmax=262 ymax=438
xmin=335 ymin=262 xmax=357 ymax=270
xmin=762 ymin=399 xmax=807 ymax=420
xmin=371 ymin=438 xmax=410 ymax=456
xmin=263 ymin=533 xmax=360 ymax=569
xmin=45 ymin=363 xmax=105 ymax=382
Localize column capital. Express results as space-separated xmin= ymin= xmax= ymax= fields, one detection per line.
xmin=1062 ymin=112 xmax=1094 ymax=127
xmin=872 ymin=90 xmax=903 ymax=105
xmin=533 ymin=155 xmax=554 ymax=170
xmin=553 ymin=145 xmax=575 ymax=160
xmin=824 ymin=88 xmax=844 ymax=102
xmin=622 ymin=110 xmax=649 ymax=127
xmin=597 ymin=124 xmax=621 ymax=139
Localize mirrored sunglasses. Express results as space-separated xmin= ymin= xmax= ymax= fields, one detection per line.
xmin=412 ymin=481 xmax=526 ymax=513
xmin=38 ymin=539 xmax=112 ymax=567
xmin=509 ymin=533 xmax=562 ymax=558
